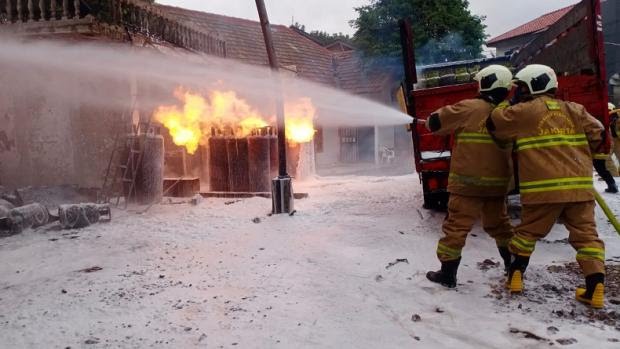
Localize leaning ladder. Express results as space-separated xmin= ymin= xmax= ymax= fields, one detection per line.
xmin=99 ymin=116 xmax=151 ymax=208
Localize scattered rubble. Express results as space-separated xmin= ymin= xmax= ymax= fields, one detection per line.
xmin=556 ymin=338 xmax=578 ymax=345
xmin=385 ymin=258 xmax=409 ymax=269
xmin=477 ymin=259 xmax=500 ymax=271
xmin=78 ymin=266 xmax=103 ymax=273
xmin=492 ymin=262 xmax=620 ymax=329
xmin=509 ymin=328 xmax=549 ymax=342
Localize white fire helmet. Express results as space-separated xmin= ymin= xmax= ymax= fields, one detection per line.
xmin=609 ymin=102 xmax=616 ymax=111
xmin=514 ymin=64 xmax=558 ymax=95
xmin=474 ymin=65 xmax=513 ymax=92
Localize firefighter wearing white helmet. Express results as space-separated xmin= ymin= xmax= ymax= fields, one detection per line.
xmin=488 ymin=64 xmax=607 ymax=309
xmin=425 ymin=65 xmax=515 ymax=289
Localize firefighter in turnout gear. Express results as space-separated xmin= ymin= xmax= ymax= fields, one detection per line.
xmin=608 ymin=103 xmax=620 ymax=175
xmin=425 ymin=65 xmax=515 ymax=288
xmin=488 ymin=64 xmax=606 ymax=309
xmin=592 ymin=103 xmax=619 ymax=193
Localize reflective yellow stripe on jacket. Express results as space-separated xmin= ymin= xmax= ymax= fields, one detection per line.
xmin=520 ymin=177 xmax=593 ymax=194
xmin=449 ymin=173 xmax=510 ymax=187
xmin=456 ymin=132 xmax=494 ymax=144
xmin=515 ymin=134 xmax=588 ymax=151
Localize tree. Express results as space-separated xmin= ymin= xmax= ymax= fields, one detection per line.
xmin=351 ymin=0 xmax=486 ymax=64
xmin=291 ymin=22 xmax=353 ymax=47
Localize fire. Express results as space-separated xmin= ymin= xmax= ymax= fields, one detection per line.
xmin=154 ymin=87 xmax=317 ymax=154
xmin=154 ymin=89 xmax=205 ymax=154
xmin=285 ymin=97 xmax=317 ymax=144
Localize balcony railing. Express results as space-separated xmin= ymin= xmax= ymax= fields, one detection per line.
xmin=0 ymin=0 xmax=227 ymax=58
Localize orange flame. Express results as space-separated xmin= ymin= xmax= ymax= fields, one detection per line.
xmin=154 ymin=88 xmax=316 ymax=153
xmin=154 ymin=89 xmax=205 ymax=154
xmin=285 ymin=97 xmax=316 ymax=144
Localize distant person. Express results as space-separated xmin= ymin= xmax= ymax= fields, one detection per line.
xmin=488 ymin=64 xmax=606 ymax=309
xmin=425 ymin=65 xmax=514 ymax=288
xmin=591 ymin=103 xmax=619 ymax=193
xmin=608 ymin=103 xmax=620 ymax=174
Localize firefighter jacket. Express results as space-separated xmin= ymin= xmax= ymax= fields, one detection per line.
xmin=490 ymin=95 xmax=604 ymax=204
xmin=428 ymin=98 xmax=512 ymax=197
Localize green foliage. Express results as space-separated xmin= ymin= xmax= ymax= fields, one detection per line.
xmin=351 ymin=0 xmax=487 ymax=64
xmin=291 ymin=22 xmax=353 ymax=47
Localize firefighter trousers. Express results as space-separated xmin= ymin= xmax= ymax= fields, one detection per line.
xmin=437 ymin=194 xmax=513 ymax=262
xmin=605 ymin=138 xmax=620 ymax=176
xmin=509 ymin=201 xmax=605 ymax=276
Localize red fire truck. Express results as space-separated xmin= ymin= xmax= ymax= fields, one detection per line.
xmin=400 ymin=0 xmax=610 ymax=210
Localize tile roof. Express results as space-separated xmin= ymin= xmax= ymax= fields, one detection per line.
xmin=155 ymin=4 xmax=337 ymax=86
xmin=487 ymin=4 xmax=575 ymax=44
xmin=333 ymin=51 xmax=398 ymax=96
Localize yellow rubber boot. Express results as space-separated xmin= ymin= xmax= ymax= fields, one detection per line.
xmin=575 ymin=273 xmax=605 ymax=309
xmin=506 ymin=255 xmax=529 ymax=293
xmin=509 ymin=270 xmax=523 ymax=294
xmin=576 ymin=284 xmax=605 ymax=309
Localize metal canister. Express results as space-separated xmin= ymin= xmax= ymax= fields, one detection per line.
xmin=136 ymin=134 xmax=164 ymax=205
xmin=208 ymin=136 xmax=230 ymax=192
xmin=248 ymin=135 xmax=271 ymax=192
xmin=8 ymin=203 xmax=49 ymax=234
xmin=226 ymin=138 xmax=250 ymax=192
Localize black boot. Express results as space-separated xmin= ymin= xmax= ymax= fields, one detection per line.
xmin=507 ymin=255 xmax=530 ymax=293
xmin=605 ymin=182 xmax=618 ymax=193
xmin=426 ymin=258 xmax=460 ymax=288
xmin=576 ymin=273 xmax=605 ymax=308
xmin=498 ymin=246 xmax=511 ymax=273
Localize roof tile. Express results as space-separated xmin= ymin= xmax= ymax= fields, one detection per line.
xmin=487 ymin=4 xmax=575 ymax=44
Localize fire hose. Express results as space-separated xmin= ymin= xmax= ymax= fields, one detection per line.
xmin=594 ymin=191 xmax=620 ymax=236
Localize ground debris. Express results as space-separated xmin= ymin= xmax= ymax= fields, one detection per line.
xmin=252 ymin=217 xmax=261 ymax=224
xmin=493 ymin=262 xmax=620 ymax=329
xmin=78 ymin=266 xmax=103 ymax=273
xmin=84 ymin=337 xmax=100 ymax=345
xmin=385 ymin=258 xmax=409 ymax=269
xmin=546 ymin=326 xmax=559 ymax=335
xmin=411 ymin=314 xmax=421 ymax=322
xmin=509 ymin=327 xmax=549 ymax=342
xmin=477 ymin=259 xmax=499 ymax=271
xmin=556 ymin=338 xmax=578 ymax=345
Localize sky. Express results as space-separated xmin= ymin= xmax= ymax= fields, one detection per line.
xmin=158 ymin=0 xmax=579 ymax=39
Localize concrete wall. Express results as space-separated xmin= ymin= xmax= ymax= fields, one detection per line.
xmin=315 ymin=127 xmax=340 ymax=167
xmin=0 ymin=67 xmax=130 ymax=189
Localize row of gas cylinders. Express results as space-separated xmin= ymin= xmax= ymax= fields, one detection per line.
xmin=209 ymin=134 xmax=285 ymax=193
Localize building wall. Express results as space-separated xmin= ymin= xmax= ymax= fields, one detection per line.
xmin=0 ymin=67 xmax=130 ymax=189
xmin=315 ymin=127 xmax=340 ymax=166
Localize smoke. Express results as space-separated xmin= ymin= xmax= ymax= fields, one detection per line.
xmin=0 ymin=37 xmax=412 ymax=128
xmin=417 ymin=32 xmax=481 ymax=65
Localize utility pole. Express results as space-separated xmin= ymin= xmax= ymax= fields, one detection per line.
xmin=255 ymin=0 xmax=294 ymax=214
